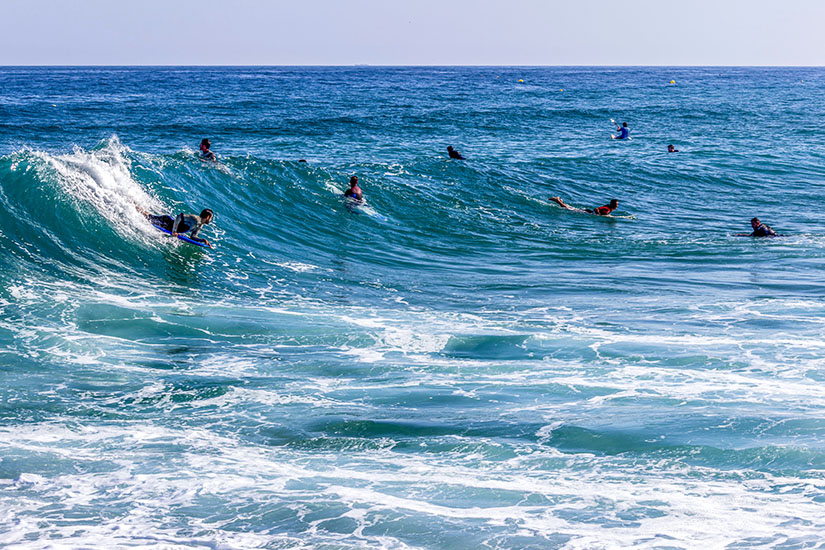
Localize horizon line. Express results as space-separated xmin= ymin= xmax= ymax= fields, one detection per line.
xmin=1 ymin=64 xmax=825 ymax=69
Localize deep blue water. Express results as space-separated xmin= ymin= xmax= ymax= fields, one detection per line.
xmin=1 ymin=66 xmax=825 ymax=549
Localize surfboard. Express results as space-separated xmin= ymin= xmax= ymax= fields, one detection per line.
xmin=345 ymin=197 xmax=388 ymax=222
xmin=610 ymin=134 xmax=631 ymax=140
xmin=152 ymin=224 xmax=211 ymax=248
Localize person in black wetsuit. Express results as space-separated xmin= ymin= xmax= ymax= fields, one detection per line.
xmin=199 ymin=139 xmax=217 ymax=162
xmin=137 ymin=206 xmax=214 ymax=246
xmin=447 ymin=146 xmax=465 ymax=160
xmin=746 ymin=217 xmax=777 ymax=237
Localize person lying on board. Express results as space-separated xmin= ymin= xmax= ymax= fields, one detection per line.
xmin=137 ymin=206 xmax=214 ymax=246
xmin=736 ymin=217 xmax=778 ymax=237
xmin=549 ymin=197 xmax=619 ymax=216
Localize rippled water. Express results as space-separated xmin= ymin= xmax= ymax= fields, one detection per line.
xmin=1 ymin=67 xmax=825 ymax=549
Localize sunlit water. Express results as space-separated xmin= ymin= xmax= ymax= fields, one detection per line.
xmin=1 ymin=67 xmax=825 ymax=549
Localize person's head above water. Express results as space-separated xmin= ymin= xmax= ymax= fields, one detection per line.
xmin=622 ymin=122 xmax=628 ymax=128
xmin=609 ymin=199 xmax=619 ymax=209
xmin=751 ymin=217 xmax=761 ymax=230
xmin=667 ymin=144 xmax=678 ymax=152
xmin=200 ymin=209 xmax=214 ymax=223
xmin=447 ymin=146 xmax=454 ymax=152
xmin=349 ymin=176 xmax=359 ymax=188
xmin=200 ymin=139 xmax=211 ymax=152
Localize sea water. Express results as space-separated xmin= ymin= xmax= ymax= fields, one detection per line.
xmin=1 ymin=67 xmax=825 ymax=549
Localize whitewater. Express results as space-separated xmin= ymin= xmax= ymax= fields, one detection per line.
xmin=1 ymin=66 xmax=825 ymax=549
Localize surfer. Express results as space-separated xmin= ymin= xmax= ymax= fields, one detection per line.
xmin=614 ymin=121 xmax=630 ymax=140
xmin=740 ymin=217 xmax=778 ymax=237
xmin=549 ymin=197 xmax=619 ymax=216
xmin=667 ymin=144 xmax=679 ymax=153
xmin=344 ymin=176 xmax=363 ymax=201
xmin=137 ymin=206 xmax=214 ymax=246
xmin=447 ymin=146 xmax=465 ymax=160
xmin=199 ymin=138 xmax=217 ymax=162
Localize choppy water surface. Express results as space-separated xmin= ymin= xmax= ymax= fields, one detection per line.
xmin=1 ymin=67 xmax=825 ymax=549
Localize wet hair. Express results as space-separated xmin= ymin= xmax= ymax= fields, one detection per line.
xmin=350 ymin=176 xmax=358 ymax=185
xmin=609 ymin=199 xmax=619 ymax=208
xmin=622 ymin=122 xmax=628 ymax=127
xmin=201 ymin=139 xmax=211 ymax=148
xmin=751 ymin=217 xmax=760 ymax=224
xmin=201 ymin=209 xmax=213 ymax=220
xmin=447 ymin=146 xmax=454 ymax=151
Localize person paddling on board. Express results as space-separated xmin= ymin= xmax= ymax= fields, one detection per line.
xmin=613 ymin=121 xmax=630 ymax=140
xmin=137 ymin=206 xmax=214 ymax=247
xmin=549 ymin=197 xmax=619 ymax=216
xmin=344 ymin=176 xmax=363 ymax=201
xmin=199 ymin=138 xmax=217 ymax=162
xmin=447 ymin=146 xmax=465 ymax=160
xmin=737 ymin=217 xmax=778 ymax=237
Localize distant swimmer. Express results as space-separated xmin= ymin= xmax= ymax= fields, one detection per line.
xmin=613 ymin=121 xmax=630 ymax=140
xmin=736 ymin=217 xmax=778 ymax=237
xmin=199 ymin=138 xmax=217 ymax=162
xmin=549 ymin=196 xmax=619 ymax=216
xmin=137 ymin=206 xmax=214 ymax=247
xmin=447 ymin=146 xmax=465 ymax=160
xmin=344 ymin=176 xmax=363 ymax=201
xmin=668 ymin=144 xmax=679 ymax=153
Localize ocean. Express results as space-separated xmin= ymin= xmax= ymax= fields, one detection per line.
xmin=1 ymin=66 xmax=825 ymax=549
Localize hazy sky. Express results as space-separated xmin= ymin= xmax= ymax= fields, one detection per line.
xmin=3 ymin=0 xmax=824 ymax=66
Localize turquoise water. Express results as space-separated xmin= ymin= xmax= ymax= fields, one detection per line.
xmin=1 ymin=67 xmax=825 ymax=549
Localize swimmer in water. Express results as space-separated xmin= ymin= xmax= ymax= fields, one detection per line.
xmin=549 ymin=197 xmax=619 ymax=216
xmin=344 ymin=176 xmax=363 ymax=201
xmin=447 ymin=146 xmax=465 ymax=160
xmin=136 ymin=206 xmax=214 ymax=247
xmin=614 ymin=121 xmax=630 ymax=140
xmin=668 ymin=144 xmax=679 ymax=153
xmin=199 ymin=138 xmax=216 ymax=162
xmin=737 ymin=217 xmax=778 ymax=237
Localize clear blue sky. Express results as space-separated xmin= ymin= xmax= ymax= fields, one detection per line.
xmin=3 ymin=0 xmax=824 ymax=66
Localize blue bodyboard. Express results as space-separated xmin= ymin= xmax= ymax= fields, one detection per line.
xmin=152 ymin=224 xmax=211 ymax=248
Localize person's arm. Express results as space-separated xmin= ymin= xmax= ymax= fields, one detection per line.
xmin=171 ymin=213 xmax=183 ymax=235
xmin=188 ymin=234 xmax=210 ymax=246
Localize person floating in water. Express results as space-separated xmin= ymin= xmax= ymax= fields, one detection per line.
xmin=614 ymin=121 xmax=630 ymax=140
xmin=199 ymin=138 xmax=217 ymax=162
xmin=549 ymin=197 xmax=619 ymax=216
xmin=137 ymin=206 xmax=214 ymax=247
xmin=344 ymin=176 xmax=363 ymax=201
xmin=740 ymin=217 xmax=778 ymax=237
xmin=667 ymin=144 xmax=679 ymax=153
xmin=447 ymin=146 xmax=465 ymax=160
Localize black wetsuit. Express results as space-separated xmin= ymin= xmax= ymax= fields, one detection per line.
xmin=148 ymin=215 xmax=182 ymax=232
xmin=751 ymin=224 xmax=777 ymax=237
xmin=148 ymin=213 xmax=207 ymax=243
